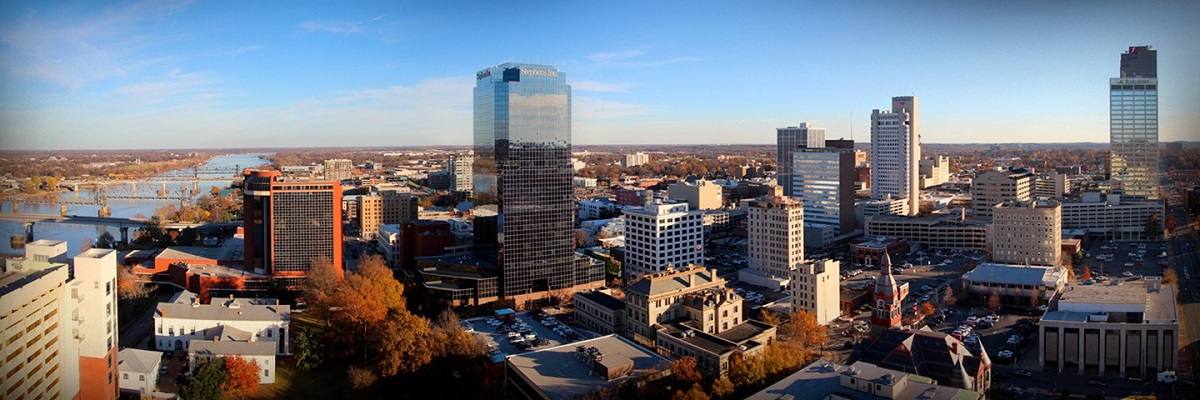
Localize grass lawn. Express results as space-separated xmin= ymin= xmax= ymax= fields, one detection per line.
xmin=253 ymin=312 xmax=352 ymax=399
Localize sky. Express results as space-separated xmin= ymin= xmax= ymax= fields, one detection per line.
xmin=1 ymin=1 xmax=1198 ymax=150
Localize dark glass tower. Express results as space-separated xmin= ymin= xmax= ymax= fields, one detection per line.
xmin=473 ymin=63 xmax=574 ymax=297
xmin=1110 ymin=46 xmax=1159 ymax=200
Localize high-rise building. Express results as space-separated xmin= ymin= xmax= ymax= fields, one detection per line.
xmin=1034 ymin=172 xmax=1069 ymax=199
xmin=747 ymin=189 xmax=804 ymax=284
xmin=381 ymin=192 xmax=420 ymax=224
xmin=793 ymin=139 xmax=857 ymax=236
xmin=72 ymin=249 xmax=120 ymax=400
xmin=1110 ymin=46 xmax=1160 ymax=200
xmin=243 ymin=170 xmax=344 ymax=288
xmin=989 ymin=199 xmax=1062 ymax=266
xmin=791 ymin=259 xmax=840 ymax=325
xmin=870 ymin=97 xmax=920 ymax=216
xmin=623 ymin=152 xmax=649 ymax=168
xmin=918 ymin=155 xmax=950 ymax=189
xmin=323 ymin=159 xmax=353 ymax=182
xmin=358 ymin=194 xmax=382 ymax=240
xmin=777 ymin=123 xmax=826 ymax=196
xmin=448 ymin=152 xmax=474 ymax=196
xmin=473 ymin=63 xmax=575 ymax=299
xmin=972 ymin=167 xmax=1034 ymax=220
xmin=1 ymin=244 xmax=78 ymax=399
xmin=622 ymin=202 xmax=705 ymax=278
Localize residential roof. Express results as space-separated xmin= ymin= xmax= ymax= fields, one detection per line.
xmin=189 ymin=339 xmax=277 ymax=357
xmin=626 ymin=266 xmax=722 ymax=297
xmin=505 ymin=334 xmax=668 ymax=400
xmin=574 ymin=290 xmax=625 ymax=311
xmin=748 ymin=359 xmax=984 ymax=400
xmin=859 ymin=328 xmax=990 ymax=392
xmin=157 ymin=294 xmax=289 ymax=322
xmin=119 ymin=348 xmax=163 ymax=374
xmin=962 ymin=263 xmax=1065 ymax=287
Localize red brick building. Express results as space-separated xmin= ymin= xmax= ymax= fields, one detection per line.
xmin=243 ymin=169 xmax=343 ymax=289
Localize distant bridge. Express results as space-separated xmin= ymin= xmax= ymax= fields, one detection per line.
xmin=0 ymin=213 xmax=239 ymax=230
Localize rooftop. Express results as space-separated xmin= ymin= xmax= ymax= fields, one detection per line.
xmin=574 ymin=290 xmax=625 ymax=311
xmin=157 ymin=291 xmax=289 ymax=322
xmin=1047 ymin=277 xmax=1176 ymax=323
xmin=748 ymin=359 xmax=983 ymax=400
xmin=190 ymin=338 xmax=277 ymax=357
xmin=962 ymin=263 xmax=1067 ymax=287
xmin=182 ymin=263 xmax=266 ymax=278
xmin=78 ymin=248 xmax=116 ymax=259
xmin=626 ymin=266 xmax=722 ymax=297
xmin=505 ymin=335 xmax=668 ymax=400
xmin=27 ymin=239 xmax=66 ymax=247
xmin=118 ymin=348 xmax=163 ymax=374
xmin=157 ymin=242 xmax=243 ymax=263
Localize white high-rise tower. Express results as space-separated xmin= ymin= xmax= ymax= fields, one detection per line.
xmin=870 ymin=96 xmax=920 ymax=216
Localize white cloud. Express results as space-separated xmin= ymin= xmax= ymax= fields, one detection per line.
xmin=588 ymin=48 xmax=699 ymax=67
xmin=590 ymin=49 xmax=643 ymax=63
xmin=299 ymin=18 xmax=398 ymax=43
xmin=114 ymin=70 xmax=224 ymax=106
xmin=572 ymin=80 xmax=633 ymax=92
xmin=225 ymin=45 xmax=262 ymax=56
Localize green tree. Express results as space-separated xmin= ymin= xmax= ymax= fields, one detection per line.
xmin=294 ymin=328 xmax=325 ymax=371
xmin=180 ymin=358 xmax=228 ymax=400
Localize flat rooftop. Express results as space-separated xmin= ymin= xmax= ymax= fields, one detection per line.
xmin=184 ymin=263 xmax=265 ymax=278
xmin=748 ymin=359 xmax=983 ymax=400
xmin=1049 ymin=277 xmax=1176 ymax=322
xmin=574 ymin=290 xmax=625 ymax=311
xmin=962 ymin=263 xmax=1065 ymax=287
xmin=158 ymin=239 xmax=244 ymax=262
xmin=78 ymin=248 xmax=116 ymax=259
xmin=506 ymin=334 xmax=668 ymax=400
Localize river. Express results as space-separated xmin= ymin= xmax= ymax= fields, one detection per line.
xmin=0 ymin=153 xmax=270 ymax=257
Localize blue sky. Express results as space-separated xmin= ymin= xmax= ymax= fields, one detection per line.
xmin=1 ymin=1 xmax=1198 ymax=150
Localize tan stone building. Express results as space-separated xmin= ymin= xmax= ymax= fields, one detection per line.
xmin=746 ymin=191 xmax=803 ymax=286
xmin=667 ymin=180 xmax=723 ymax=211
xmin=989 ymin=199 xmax=1061 ymax=266
xmin=358 ymin=194 xmax=383 ymax=239
xmin=971 ymin=167 xmax=1033 ymax=220
xmin=623 ymin=266 xmax=726 ymax=345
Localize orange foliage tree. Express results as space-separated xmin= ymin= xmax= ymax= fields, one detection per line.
xmin=671 ymin=356 xmax=703 ymax=387
xmin=1080 ymin=265 xmax=1093 ymax=281
xmin=223 ymin=355 xmax=260 ymax=399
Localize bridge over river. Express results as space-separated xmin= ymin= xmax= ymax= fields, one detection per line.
xmin=1 ymin=213 xmax=241 ymax=244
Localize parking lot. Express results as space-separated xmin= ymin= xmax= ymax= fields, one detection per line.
xmin=465 ymin=310 xmax=588 ymax=360
xmin=1083 ymin=240 xmax=1170 ymax=280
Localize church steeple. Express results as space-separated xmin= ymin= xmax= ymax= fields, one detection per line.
xmin=871 ymin=249 xmax=903 ymax=329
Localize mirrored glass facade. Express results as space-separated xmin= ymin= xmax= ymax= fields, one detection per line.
xmin=473 ymin=63 xmax=574 ymax=297
xmin=1109 ymin=47 xmax=1159 ymax=200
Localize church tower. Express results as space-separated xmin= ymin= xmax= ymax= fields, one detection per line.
xmin=871 ymin=250 xmax=903 ymax=328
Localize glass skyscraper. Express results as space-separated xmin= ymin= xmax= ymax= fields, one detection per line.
xmin=473 ymin=63 xmax=574 ymax=297
xmin=1110 ymin=46 xmax=1159 ymax=200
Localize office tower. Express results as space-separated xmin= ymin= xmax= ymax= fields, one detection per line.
xmin=358 ymin=194 xmax=383 ymax=240
xmin=667 ymin=180 xmax=723 ymax=210
xmin=624 ymin=152 xmax=649 ymax=167
xmin=918 ymin=155 xmax=950 ymax=189
xmin=972 ymin=167 xmax=1033 ymax=220
xmin=323 ymin=159 xmax=353 ymax=182
xmin=1110 ymin=46 xmax=1160 ymax=200
xmin=777 ymin=123 xmax=826 ymax=196
xmin=243 ymin=170 xmax=344 ymax=288
xmin=791 ymin=259 xmax=840 ymax=325
xmin=747 ymin=190 xmax=804 ymax=282
xmin=1034 ymin=172 xmax=1069 ymax=199
xmin=622 ymin=202 xmax=705 ymax=278
xmin=448 ymin=151 xmax=474 ymax=196
xmin=793 ymin=139 xmax=857 ymax=238
xmin=473 ymin=63 xmax=574 ymax=298
xmin=990 ymin=199 xmax=1062 ymax=266
xmin=381 ymin=192 xmax=420 ymax=224
xmin=72 ymin=249 xmax=120 ymax=400
xmin=870 ymin=96 xmax=920 ymax=216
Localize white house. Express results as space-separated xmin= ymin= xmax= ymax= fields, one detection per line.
xmin=118 ymin=348 xmax=162 ymax=397
xmin=154 ymin=291 xmax=291 ymax=355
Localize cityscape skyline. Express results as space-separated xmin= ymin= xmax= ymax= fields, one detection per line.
xmin=1 ymin=1 xmax=1199 ymax=151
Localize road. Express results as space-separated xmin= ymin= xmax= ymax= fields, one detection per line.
xmin=0 ymin=212 xmax=240 ymax=230
xmin=1166 ymin=201 xmax=1200 ymax=388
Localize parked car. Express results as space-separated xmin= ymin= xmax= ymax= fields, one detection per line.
xmin=1014 ymin=370 xmax=1032 ymax=378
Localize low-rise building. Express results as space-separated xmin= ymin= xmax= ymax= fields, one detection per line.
xmin=1039 ymin=276 xmax=1178 ymax=377
xmin=655 ymin=320 xmax=777 ymax=378
xmin=154 ymin=291 xmax=290 ymax=355
xmin=505 ymin=334 xmax=669 ymax=400
xmin=189 ymin=336 xmax=278 ymax=384
xmin=118 ymin=348 xmax=162 ymax=397
xmin=865 ymin=214 xmax=988 ymax=250
xmin=573 ymin=289 xmax=625 ymax=335
xmin=623 ymin=266 xmax=726 ymax=346
xmin=849 ymin=237 xmax=909 ymax=267
xmin=989 ymin=199 xmax=1062 ymax=266
xmin=1060 ymin=193 xmax=1164 ymax=240
xmin=749 ymin=359 xmax=985 ymax=400
xmin=961 ymin=263 xmax=1069 ymax=307
xmin=859 ymin=328 xmax=992 ymax=393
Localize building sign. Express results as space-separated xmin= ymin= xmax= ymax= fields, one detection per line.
xmin=476 ymin=69 xmax=492 ymax=80
xmin=1110 ymin=78 xmax=1157 ymax=85
xmin=521 ymin=69 xmax=558 ymax=77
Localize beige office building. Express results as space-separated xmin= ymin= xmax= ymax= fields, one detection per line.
xmin=747 ymin=191 xmax=804 ymax=284
xmin=1040 ymin=277 xmax=1177 ymax=377
xmin=358 ymin=194 xmax=383 ymax=239
xmin=1 ymin=251 xmax=76 ymax=399
xmin=990 ymin=199 xmax=1061 ymax=266
xmin=918 ymin=155 xmax=950 ymax=189
xmin=624 ymin=266 xmax=725 ymax=345
xmin=667 ymin=180 xmax=723 ymax=211
xmin=972 ymin=167 xmax=1033 ymax=220
xmin=790 ymin=259 xmax=840 ymax=325
xmin=323 ymin=158 xmax=354 ymax=182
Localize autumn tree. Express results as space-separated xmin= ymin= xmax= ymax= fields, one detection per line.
xmin=779 ymin=310 xmax=828 ymax=350
xmin=671 ymin=356 xmax=703 ymax=387
xmin=987 ymin=292 xmax=1001 ymax=310
xmin=223 ymin=355 xmax=261 ymax=399
xmin=710 ymin=377 xmax=735 ymax=398
xmin=757 ymin=310 xmax=781 ymax=327
xmin=942 ymin=286 xmax=957 ymax=306
xmin=346 ymin=366 xmax=378 ymax=390
xmin=372 ymin=311 xmax=434 ymax=376
xmin=918 ymin=302 xmax=936 ymax=319
xmin=116 ymin=266 xmax=151 ymax=300
xmin=672 ymin=385 xmax=710 ymax=400
xmin=95 ymin=231 xmax=116 ymax=249
xmin=727 ymin=352 xmax=766 ymax=388
xmin=1080 ymin=265 xmax=1093 ymax=281
xmin=180 ymin=358 xmax=228 ymax=400
xmin=432 ymin=309 xmax=486 ymax=357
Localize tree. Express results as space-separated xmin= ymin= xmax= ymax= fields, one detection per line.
xmin=574 ymin=229 xmax=590 ymax=248
xmin=942 ymin=286 xmax=957 ymax=306
xmin=780 ymin=310 xmax=828 ymax=350
xmin=371 ymin=311 xmax=434 ymax=376
xmin=1146 ymin=214 xmax=1163 ymax=239
xmin=432 ymin=309 xmax=486 ymax=357
xmin=727 ymin=352 xmax=766 ymax=388
xmin=758 ymin=310 xmax=781 ymax=327
xmin=671 ymin=356 xmax=703 ymax=387
xmin=1080 ymin=265 xmax=1093 ymax=281
xmin=177 ymin=227 xmax=198 ymax=246
xmin=95 ymin=231 xmax=116 ymax=249
xmin=1030 ymin=287 xmax=1042 ymax=308
xmin=1164 ymin=268 xmax=1178 ymax=285
xmin=918 ymin=302 xmax=936 ymax=319
xmin=346 ymin=365 xmax=378 ymax=390
xmin=180 ymin=358 xmax=228 ymax=400
xmin=672 ymin=386 xmax=710 ymax=400
xmin=223 ymin=355 xmax=261 ymax=399
xmin=116 ymin=266 xmax=151 ymax=300
xmin=710 ymin=377 xmax=735 ymax=398
xmin=987 ymin=292 xmax=1001 ymax=310
xmin=294 ymin=328 xmax=324 ymax=371
xmin=303 ymin=256 xmax=342 ymax=309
